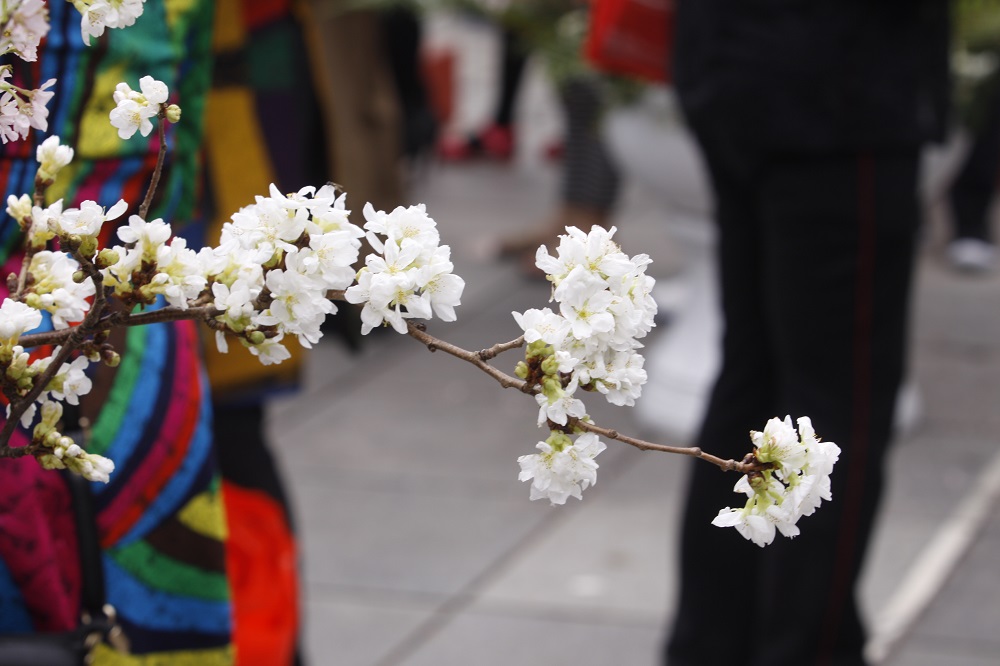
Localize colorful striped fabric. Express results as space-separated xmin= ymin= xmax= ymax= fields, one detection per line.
xmin=0 ymin=1 xmax=234 ymax=662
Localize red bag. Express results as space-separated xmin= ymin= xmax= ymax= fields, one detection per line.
xmin=584 ymin=0 xmax=675 ymax=83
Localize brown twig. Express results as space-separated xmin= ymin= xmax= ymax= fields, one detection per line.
xmin=568 ymin=419 xmax=765 ymax=474
xmin=16 ymin=304 xmax=222 ymax=349
xmin=402 ymin=322 xmax=760 ymax=474
xmin=478 ymin=336 xmax=525 ymax=361
xmin=137 ymin=109 xmax=168 ymax=221
xmin=405 ymin=322 xmax=532 ymax=392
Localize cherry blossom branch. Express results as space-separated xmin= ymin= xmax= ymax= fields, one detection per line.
xmin=16 ymin=304 xmax=222 ymax=349
xmin=568 ymin=419 xmax=765 ymax=474
xmin=405 ymin=321 xmax=533 ymax=392
xmin=0 ymin=250 xmax=107 ymax=456
xmin=400 ymin=320 xmax=764 ymax=474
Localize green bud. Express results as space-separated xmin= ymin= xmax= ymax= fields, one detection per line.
xmin=44 ymin=431 xmax=62 ymax=448
xmin=540 ymin=355 xmax=560 ymax=376
xmin=248 ymin=330 xmax=266 ymax=345
xmin=545 ymin=431 xmax=572 ymax=452
xmin=514 ymin=361 xmax=529 ymax=379
xmin=24 ymin=293 xmax=41 ymax=308
xmin=526 ymin=339 xmax=547 ymax=358
xmin=748 ymin=471 xmax=768 ymax=493
xmin=102 ymin=351 xmax=121 ymax=368
xmin=79 ymin=236 xmax=98 ymax=259
xmin=72 ymin=270 xmax=86 ymax=284
xmin=165 ymin=104 xmax=182 ymax=123
xmin=96 ymin=249 xmax=120 ymax=269
xmin=37 ymin=453 xmax=65 ymax=470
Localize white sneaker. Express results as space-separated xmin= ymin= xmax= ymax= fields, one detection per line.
xmin=947 ymin=238 xmax=996 ymax=273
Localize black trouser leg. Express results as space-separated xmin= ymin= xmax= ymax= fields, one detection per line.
xmin=665 ymin=142 xmax=920 ymax=666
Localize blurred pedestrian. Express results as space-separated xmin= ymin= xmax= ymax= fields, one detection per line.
xmin=946 ymin=1 xmax=1000 ymax=273
xmin=663 ymin=2 xmax=950 ymax=665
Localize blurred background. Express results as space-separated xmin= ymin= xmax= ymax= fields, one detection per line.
xmin=251 ymin=2 xmax=1000 ymax=664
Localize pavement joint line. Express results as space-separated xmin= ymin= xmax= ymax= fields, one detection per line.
xmin=864 ymin=444 xmax=1000 ymax=663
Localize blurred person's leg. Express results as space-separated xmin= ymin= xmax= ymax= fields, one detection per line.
xmin=665 ymin=147 xmax=920 ymax=666
xmin=754 ymin=150 xmax=919 ymax=666
xmin=500 ymin=77 xmax=620 ymax=262
xmin=310 ymin=6 xmax=403 ymax=211
xmin=948 ymin=83 xmax=1000 ymax=272
xmin=664 ymin=131 xmax=776 ymax=666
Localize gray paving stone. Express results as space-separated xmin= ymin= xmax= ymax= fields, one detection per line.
xmin=302 ymin=596 xmax=435 ymax=666
xmin=396 ymin=610 xmax=664 ymax=666
xmin=887 ymin=636 xmax=1000 ymax=666
xmin=904 ymin=532 xmax=1000 ymax=648
xmin=475 ymin=453 xmax=685 ymax=621
xmin=294 ymin=482 xmax=547 ymax=596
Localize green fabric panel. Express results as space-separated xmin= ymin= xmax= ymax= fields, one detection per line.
xmin=88 ymin=324 xmax=148 ymax=456
xmin=110 ymin=539 xmax=229 ymax=602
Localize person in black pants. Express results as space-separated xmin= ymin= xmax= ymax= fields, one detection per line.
xmin=663 ymin=2 xmax=950 ymax=665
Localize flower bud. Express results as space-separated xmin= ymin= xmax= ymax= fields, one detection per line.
xmin=79 ymin=236 xmax=98 ymax=259
xmin=545 ymin=431 xmax=572 ymax=452
xmin=96 ymin=248 xmax=120 ymax=269
xmin=526 ymin=339 xmax=548 ymax=358
xmin=248 ymin=330 xmax=266 ymax=345
xmin=514 ymin=361 xmax=529 ymax=379
xmin=24 ymin=293 xmax=41 ymax=309
xmin=101 ymin=350 xmax=121 ymax=368
xmin=165 ymin=104 xmax=182 ymax=123
xmin=73 ymin=270 xmax=86 ymax=283
xmin=541 ymin=355 xmax=560 ymax=376
xmin=37 ymin=453 xmax=65 ymax=470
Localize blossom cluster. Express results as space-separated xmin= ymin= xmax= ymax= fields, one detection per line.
xmin=0 ymin=0 xmax=49 ymax=62
xmin=109 ymin=75 xmax=169 ymax=139
xmin=517 ymin=431 xmax=606 ymax=505
xmin=0 ymin=69 xmax=54 ymax=144
xmin=74 ymin=0 xmax=146 ymax=45
xmin=512 ymin=226 xmax=657 ymax=504
xmin=0 ymin=298 xmax=111 ymax=481
xmin=1 ymin=0 xmax=149 ymax=145
xmin=205 ymin=183 xmax=365 ymax=364
xmin=345 ymin=203 xmax=465 ymax=334
xmin=712 ymin=416 xmax=841 ymax=547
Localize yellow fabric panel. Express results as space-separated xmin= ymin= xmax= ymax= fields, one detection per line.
xmin=212 ymin=0 xmax=245 ymax=51
xmin=76 ymin=64 xmax=127 ymax=159
xmin=94 ymin=644 xmax=234 ymax=665
xmin=176 ymin=489 xmax=228 ymax=541
xmin=202 ymin=87 xmax=305 ymax=395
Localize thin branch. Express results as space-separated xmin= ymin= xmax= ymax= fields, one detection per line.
xmin=137 ymin=110 xmax=168 ymax=221
xmin=16 ymin=304 xmax=222 ymax=349
xmin=478 ymin=336 xmax=524 ymax=361
xmin=405 ymin=322 xmax=531 ymax=392
xmin=402 ymin=322 xmax=762 ymax=474
xmin=568 ymin=419 xmax=766 ymax=474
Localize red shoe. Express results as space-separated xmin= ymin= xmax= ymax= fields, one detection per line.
xmin=479 ymin=124 xmax=514 ymax=160
xmin=436 ymin=133 xmax=474 ymax=161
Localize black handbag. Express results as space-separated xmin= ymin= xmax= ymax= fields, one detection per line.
xmin=0 ymin=469 xmax=126 ymax=665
